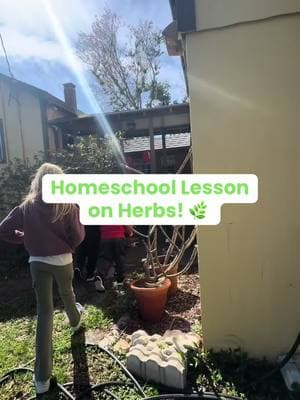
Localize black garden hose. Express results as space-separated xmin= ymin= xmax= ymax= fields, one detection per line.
xmin=142 ymin=395 xmax=242 ymax=400
xmin=75 ymin=381 xmax=134 ymax=400
xmin=2 ymin=331 xmax=300 ymax=400
xmin=0 ymin=366 xmax=74 ymax=400
xmin=27 ymin=382 xmax=130 ymax=400
xmin=86 ymin=343 xmax=146 ymax=397
xmin=0 ymin=367 xmax=33 ymax=385
xmin=249 ymin=330 xmax=300 ymax=388
xmin=0 ymin=360 xmax=242 ymax=400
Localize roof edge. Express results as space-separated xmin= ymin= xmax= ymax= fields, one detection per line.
xmin=0 ymin=73 xmax=77 ymax=116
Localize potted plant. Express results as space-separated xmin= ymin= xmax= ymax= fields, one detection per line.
xmin=130 ymin=224 xmax=197 ymax=322
xmin=123 ymin=150 xmax=198 ymax=323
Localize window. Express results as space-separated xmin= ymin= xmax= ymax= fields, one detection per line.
xmin=0 ymin=119 xmax=6 ymax=163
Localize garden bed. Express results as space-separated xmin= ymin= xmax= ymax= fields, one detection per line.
xmin=0 ymin=264 xmax=290 ymax=399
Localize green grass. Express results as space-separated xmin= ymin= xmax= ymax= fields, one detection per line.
xmin=0 ymin=305 xmax=158 ymax=400
xmin=0 ymin=311 xmax=292 ymax=400
xmin=0 ymin=306 xmax=113 ymax=399
xmin=0 ymin=317 xmax=35 ymax=376
xmin=0 ymin=286 xmax=292 ymax=400
xmin=84 ymin=304 xmax=113 ymax=330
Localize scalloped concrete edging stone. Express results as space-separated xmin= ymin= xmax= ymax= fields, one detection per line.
xmin=126 ymin=329 xmax=200 ymax=389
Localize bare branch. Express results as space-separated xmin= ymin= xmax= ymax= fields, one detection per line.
xmin=166 ymin=245 xmax=198 ymax=278
xmin=176 ymin=148 xmax=192 ymax=174
xmin=132 ymin=227 xmax=148 ymax=239
xmin=163 ymin=227 xmax=197 ymax=275
xmin=159 ymin=225 xmax=180 ymax=253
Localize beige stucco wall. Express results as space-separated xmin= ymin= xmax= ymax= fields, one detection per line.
xmin=0 ymin=80 xmax=45 ymax=162
xmin=195 ymin=0 xmax=300 ymax=31
xmin=186 ymin=13 xmax=300 ymax=358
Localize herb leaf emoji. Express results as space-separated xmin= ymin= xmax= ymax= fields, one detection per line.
xmin=189 ymin=201 xmax=207 ymax=219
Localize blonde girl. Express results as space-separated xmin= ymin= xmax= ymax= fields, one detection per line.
xmin=0 ymin=163 xmax=85 ymax=395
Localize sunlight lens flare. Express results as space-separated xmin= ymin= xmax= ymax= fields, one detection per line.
xmin=41 ymin=0 xmax=125 ymax=164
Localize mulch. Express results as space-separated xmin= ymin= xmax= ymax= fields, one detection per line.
xmin=0 ymin=239 xmax=201 ymax=335
xmin=119 ymin=272 xmax=201 ymax=335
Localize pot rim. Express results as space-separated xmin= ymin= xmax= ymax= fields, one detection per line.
xmin=130 ymin=277 xmax=171 ymax=291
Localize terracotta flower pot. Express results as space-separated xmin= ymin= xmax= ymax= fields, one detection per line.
xmin=130 ymin=278 xmax=171 ymax=323
xmin=165 ymin=263 xmax=179 ymax=296
xmin=155 ymin=263 xmax=179 ymax=296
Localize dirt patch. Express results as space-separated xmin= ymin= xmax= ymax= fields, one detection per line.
xmin=0 ymin=258 xmax=201 ymax=334
xmin=85 ymin=328 xmax=107 ymax=345
xmin=115 ymin=272 xmax=201 ymax=335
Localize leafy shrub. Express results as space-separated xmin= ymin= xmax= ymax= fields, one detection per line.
xmin=0 ymin=156 xmax=42 ymax=275
xmin=0 ymin=136 xmax=117 ymax=273
xmin=0 ymin=156 xmax=42 ymax=221
xmin=49 ymin=135 xmax=119 ymax=174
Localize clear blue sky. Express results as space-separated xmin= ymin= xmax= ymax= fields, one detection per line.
xmin=0 ymin=0 xmax=186 ymax=113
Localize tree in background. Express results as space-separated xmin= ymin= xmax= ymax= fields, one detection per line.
xmin=76 ymin=9 xmax=171 ymax=111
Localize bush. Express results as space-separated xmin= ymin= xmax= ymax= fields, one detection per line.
xmin=0 ymin=136 xmax=117 ymax=273
xmin=49 ymin=135 xmax=119 ymax=174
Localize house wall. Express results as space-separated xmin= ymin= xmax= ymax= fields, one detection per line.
xmin=194 ymin=0 xmax=300 ymax=31
xmin=186 ymin=12 xmax=300 ymax=358
xmin=0 ymin=79 xmax=45 ymax=162
xmin=48 ymin=102 xmax=75 ymax=152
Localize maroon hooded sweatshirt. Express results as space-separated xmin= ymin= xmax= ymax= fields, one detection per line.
xmin=0 ymin=193 xmax=85 ymax=256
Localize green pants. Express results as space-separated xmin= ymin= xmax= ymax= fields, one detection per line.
xmin=30 ymin=262 xmax=80 ymax=382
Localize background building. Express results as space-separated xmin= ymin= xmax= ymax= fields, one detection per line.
xmin=51 ymin=103 xmax=191 ymax=173
xmin=0 ymin=73 xmax=77 ymax=163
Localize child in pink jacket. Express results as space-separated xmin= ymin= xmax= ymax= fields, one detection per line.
xmin=94 ymin=225 xmax=133 ymax=292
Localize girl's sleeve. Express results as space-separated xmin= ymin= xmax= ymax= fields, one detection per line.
xmin=0 ymin=207 xmax=24 ymax=244
xmin=66 ymin=206 xmax=85 ymax=250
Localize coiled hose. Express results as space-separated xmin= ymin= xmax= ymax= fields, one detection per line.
xmin=0 ymin=346 xmax=240 ymax=400
xmin=2 ymin=332 xmax=300 ymax=400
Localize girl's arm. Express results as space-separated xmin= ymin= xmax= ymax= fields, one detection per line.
xmin=0 ymin=207 xmax=24 ymax=244
xmin=65 ymin=206 xmax=85 ymax=250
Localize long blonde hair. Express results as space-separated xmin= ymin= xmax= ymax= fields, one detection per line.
xmin=21 ymin=162 xmax=73 ymax=222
